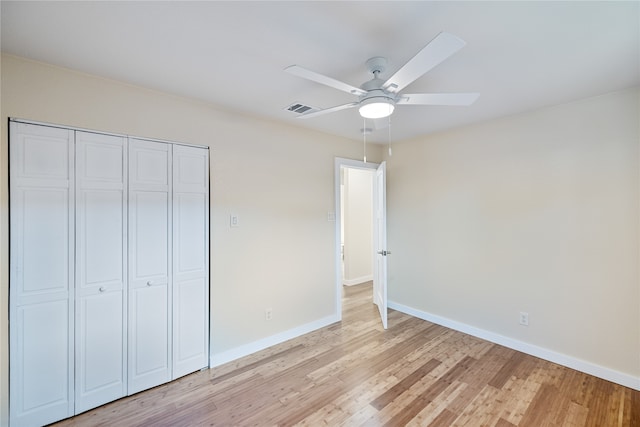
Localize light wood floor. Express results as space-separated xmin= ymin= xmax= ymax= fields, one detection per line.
xmin=52 ymin=282 xmax=639 ymax=426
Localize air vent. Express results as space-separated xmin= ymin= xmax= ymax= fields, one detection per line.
xmin=285 ymin=103 xmax=318 ymax=115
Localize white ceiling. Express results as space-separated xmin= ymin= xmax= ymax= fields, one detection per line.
xmin=2 ymin=1 xmax=639 ymax=143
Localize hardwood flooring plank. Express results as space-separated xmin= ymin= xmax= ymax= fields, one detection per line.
xmin=245 ymin=380 xmax=344 ymax=426
xmin=630 ymin=386 xmax=640 ymax=427
xmin=378 ymin=356 xmax=474 ymax=427
xmin=489 ymin=351 xmax=527 ymax=389
xmin=584 ymin=379 xmax=630 ymax=427
xmin=379 ymin=379 xmax=451 ymax=426
xmin=495 ymin=418 xmax=518 ymax=427
xmin=406 ymin=381 xmax=467 ymax=427
xmin=440 ymin=355 xmax=475 ymax=385
xmin=210 ymin=344 xmax=306 ymax=383
xmin=370 ymin=358 xmax=441 ymax=410
xmin=496 ymin=376 xmax=542 ymax=425
xmin=563 ymin=401 xmax=589 ymax=427
xmin=450 ymin=384 xmax=505 ymax=426
xmin=340 ymin=346 xmax=428 ymax=388
xmin=518 ymin=383 xmax=566 ymax=426
xmin=426 ymin=408 xmax=458 ymax=427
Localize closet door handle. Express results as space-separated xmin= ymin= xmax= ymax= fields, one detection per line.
xmin=147 ymin=281 xmax=153 ymax=286
xmin=99 ymin=286 xmax=106 ymax=292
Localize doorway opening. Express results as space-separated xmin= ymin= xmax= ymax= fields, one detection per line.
xmin=334 ymin=158 xmax=387 ymax=329
xmin=341 ymin=166 xmax=375 ymax=288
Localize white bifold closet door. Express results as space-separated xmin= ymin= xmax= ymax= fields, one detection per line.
xmin=128 ymin=139 xmax=172 ymax=394
xmin=10 ymin=122 xmax=210 ymax=426
xmin=127 ymin=140 xmax=210 ymax=393
xmin=74 ymin=131 xmax=127 ymax=413
xmin=9 ymin=123 xmax=75 ymax=427
xmin=172 ymin=145 xmax=209 ymax=378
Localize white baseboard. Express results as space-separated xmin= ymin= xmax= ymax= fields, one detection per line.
xmin=343 ymin=275 xmax=373 ymax=286
xmin=209 ymin=314 xmax=340 ymax=368
xmin=389 ymin=300 xmax=640 ymax=391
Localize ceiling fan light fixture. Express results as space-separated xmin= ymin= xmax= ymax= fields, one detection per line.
xmin=359 ymin=97 xmax=395 ymax=119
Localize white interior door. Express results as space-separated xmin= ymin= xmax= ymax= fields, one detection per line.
xmin=9 ymin=122 xmax=75 ymax=426
xmin=128 ymin=139 xmax=172 ymax=394
xmin=75 ymin=131 xmax=127 ymax=413
xmin=172 ymin=145 xmax=209 ymax=378
xmin=373 ymin=161 xmax=388 ymax=329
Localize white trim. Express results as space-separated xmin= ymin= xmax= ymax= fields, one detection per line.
xmin=334 ymin=158 xmax=379 ymax=323
xmin=389 ymin=301 xmax=640 ymax=391
xmin=209 ymin=314 xmax=339 ymax=368
xmin=343 ymin=275 xmax=373 ymax=286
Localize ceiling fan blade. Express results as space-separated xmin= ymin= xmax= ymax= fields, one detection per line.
xmin=383 ymin=32 xmax=466 ymax=93
xmin=296 ymin=102 xmax=359 ymax=119
xmin=397 ymin=92 xmax=480 ymax=106
xmin=285 ymin=65 xmax=367 ymax=96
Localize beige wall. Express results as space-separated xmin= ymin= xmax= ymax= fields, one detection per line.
xmin=385 ymin=88 xmax=640 ymax=381
xmin=0 ymin=54 xmax=383 ymax=424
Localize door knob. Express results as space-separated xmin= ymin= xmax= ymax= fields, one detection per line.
xmin=377 ymin=250 xmax=391 ymax=256
xmin=99 ymin=286 xmax=106 ymax=292
xmin=147 ymin=281 xmax=153 ymax=286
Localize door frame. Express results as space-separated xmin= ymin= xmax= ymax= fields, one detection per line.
xmin=333 ymin=157 xmax=379 ymax=321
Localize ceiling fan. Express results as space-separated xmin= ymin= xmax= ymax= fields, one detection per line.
xmin=285 ymin=32 xmax=479 ymax=120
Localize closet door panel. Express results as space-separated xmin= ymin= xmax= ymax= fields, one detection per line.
xmin=132 ymin=192 xmax=170 ymax=277
xmin=82 ymin=190 xmax=124 ymax=284
xmin=76 ymin=292 xmax=124 ymax=410
xmin=128 ymin=139 xmax=172 ymax=394
xmin=130 ymin=283 xmax=170 ymax=380
xmin=173 ymin=146 xmax=207 ymax=193
xmin=16 ymin=128 xmax=70 ymax=180
xmin=9 ymin=122 xmax=74 ymax=427
xmin=20 ymin=188 xmax=71 ymax=296
xmin=75 ymin=132 xmax=127 ymax=414
xmin=14 ymin=302 xmax=71 ymax=425
xmin=173 ymin=276 xmax=207 ymax=376
xmin=173 ymin=145 xmax=209 ymax=378
xmin=130 ymin=141 xmax=170 ymax=187
xmin=174 ymin=193 xmax=206 ymax=273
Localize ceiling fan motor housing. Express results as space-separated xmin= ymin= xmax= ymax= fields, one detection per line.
xmin=359 ymin=60 xmax=397 ymax=119
xmin=366 ymin=56 xmax=388 ymax=75
xmin=359 ymin=79 xmax=397 ymax=104
xmin=359 ymin=89 xmax=396 ymax=104
xmin=360 ymin=56 xmax=397 ymax=104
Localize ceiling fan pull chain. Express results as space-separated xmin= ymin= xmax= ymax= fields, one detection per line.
xmin=363 ymin=117 xmax=367 ymax=163
xmin=388 ymin=115 xmax=393 ymax=156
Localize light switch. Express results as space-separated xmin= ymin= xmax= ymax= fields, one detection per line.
xmin=327 ymin=211 xmax=336 ymax=222
xmin=230 ymin=214 xmax=239 ymax=227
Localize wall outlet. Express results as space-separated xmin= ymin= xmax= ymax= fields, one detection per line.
xmin=230 ymin=214 xmax=239 ymax=228
xmin=265 ymin=308 xmax=273 ymax=321
xmin=519 ymin=312 xmax=529 ymax=326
